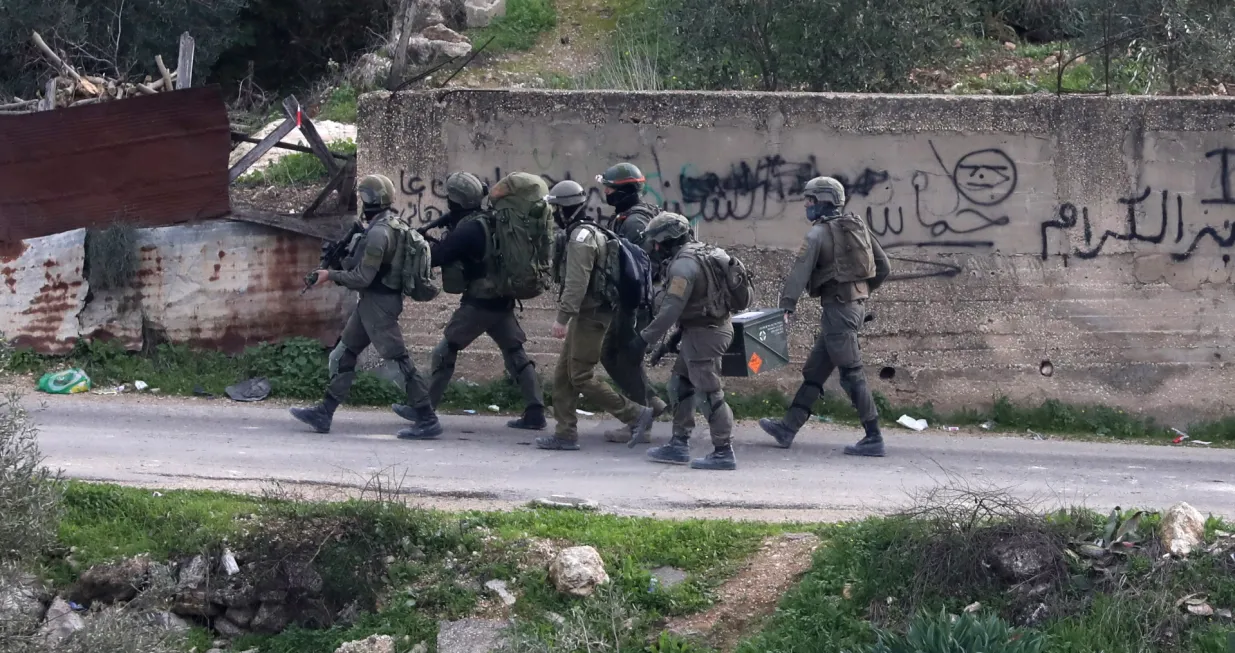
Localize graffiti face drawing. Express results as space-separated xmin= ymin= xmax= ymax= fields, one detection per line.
xmin=953 ymin=149 xmax=1017 ymax=206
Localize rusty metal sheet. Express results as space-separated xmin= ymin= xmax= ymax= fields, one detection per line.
xmin=79 ymin=221 xmax=352 ymax=353
xmin=0 ymin=86 xmax=231 ymax=245
xmin=0 ymin=229 xmax=88 ymax=354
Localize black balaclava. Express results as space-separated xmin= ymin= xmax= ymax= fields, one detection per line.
xmin=555 ymin=203 xmax=585 ymax=229
xmin=605 ymin=184 xmax=641 ymax=213
xmin=807 ymin=201 xmax=841 ymax=223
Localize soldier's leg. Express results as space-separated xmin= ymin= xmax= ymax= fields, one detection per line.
xmin=600 ymin=309 xmax=667 ymax=443
xmin=538 ymin=312 xmax=653 ymax=450
xmin=291 ymin=305 xmax=369 ymax=433
xmin=547 ymin=324 xmax=578 ymax=445
xmin=682 ymin=326 xmax=737 ymax=471
xmin=759 ymin=311 xmax=837 ymax=448
xmin=351 ymin=294 xmax=441 ymax=440
xmin=428 ymin=303 xmax=492 ymax=406
xmin=826 ymin=301 xmax=884 ymax=457
xmin=487 ymin=309 xmax=546 ymax=430
xmin=645 ymin=352 xmax=694 ymax=465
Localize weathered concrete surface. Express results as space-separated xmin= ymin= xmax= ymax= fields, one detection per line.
xmin=27 ymin=393 xmax=1235 ymax=522
xmin=4 ymin=220 xmax=353 ymax=354
xmin=358 ymin=90 xmax=1235 ymax=421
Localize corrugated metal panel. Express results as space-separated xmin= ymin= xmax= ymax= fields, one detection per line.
xmin=0 ymin=87 xmax=231 ymax=245
xmin=0 ymin=229 xmax=88 ymax=354
xmin=81 ymin=221 xmax=353 ymax=353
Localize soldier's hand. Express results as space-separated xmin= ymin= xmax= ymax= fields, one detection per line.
xmin=551 ymin=322 xmax=568 ymax=339
xmin=313 ymin=270 xmax=330 ymax=286
xmin=783 ymin=310 xmax=793 ymax=327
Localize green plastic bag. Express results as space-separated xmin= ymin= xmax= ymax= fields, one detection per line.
xmin=37 ymin=369 xmax=92 ymax=394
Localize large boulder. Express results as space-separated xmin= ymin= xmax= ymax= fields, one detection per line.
xmin=0 ymin=572 xmax=47 ymax=632
xmin=349 ymin=54 xmax=393 ymax=91
xmin=464 ymin=0 xmax=506 ymax=28
xmin=548 ymin=546 xmax=610 ymax=597
xmin=1161 ymin=502 xmax=1207 ymax=557
xmin=70 ymin=555 xmax=151 ymax=605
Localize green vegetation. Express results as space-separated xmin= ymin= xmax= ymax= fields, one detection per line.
xmin=317 ymin=84 xmax=360 ymax=123
xmin=470 ymin=0 xmax=558 ymax=53
xmin=236 ymin=139 xmax=357 ymax=187
xmin=8 ymin=336 xmax=1231 ymax=443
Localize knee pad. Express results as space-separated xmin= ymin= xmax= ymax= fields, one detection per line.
xmin=335 ymin=346 xmax=361 ymax=374
xmin=700 ymin=390 xmax=725 ymax=418
xmin=674 ymin=378 xmax=696 ymax=402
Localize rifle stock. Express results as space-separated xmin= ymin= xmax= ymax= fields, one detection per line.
xmin=302 ymin=220 xmax=364 ymax=293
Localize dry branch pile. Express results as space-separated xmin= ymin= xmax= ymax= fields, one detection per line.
xmin=0 ymin=31 xmax=188 ymax=115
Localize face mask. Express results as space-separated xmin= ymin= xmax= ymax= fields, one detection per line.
xmin=362 ymin=206 xmax=384 ymax=221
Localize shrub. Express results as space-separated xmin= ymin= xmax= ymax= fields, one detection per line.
xmin=865 ymin=609 xmax=1048 ymax=653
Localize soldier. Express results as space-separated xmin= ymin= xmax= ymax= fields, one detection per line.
xmin=291 ymin=174 xmax=442 ymax=440
xmin=402 ymin=171 xmax=547 ymax=430
xmin=536 ymin=179 xmax=656 ymax=450
xmin=595 ymin=163 xmax=668 ymax=444
xmin=758 ymin=176 xmax=891 ymax=457
xmin=633 ymin=213 xmax=738 ymax=471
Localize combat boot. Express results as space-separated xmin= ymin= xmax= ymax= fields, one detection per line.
xmin=290 ymin=396 xmax=338 ymax=433
xmin=507 ymin=404 xmax=547 ymax=430
xmin=391 ymin=403 xmax=417 ymax=422
xmin=844 ymin=420 xmax=886 ymax=457
xmin=604 ymin=397 xmax=665 ymax=443
xmin=397 ymin=405 xmax=443 ymax=440
xmin=646 ymin=435 xmax=691 ymax=465
xmin=690 ymin=444 xmax=736 ymax=471
xmin=758 ymin=418 xmax=796 ymax=448
xmin=535 ymin=435 xmax=581 ymax=451
xmin=626 ymin=406 xmax=657 ymax=449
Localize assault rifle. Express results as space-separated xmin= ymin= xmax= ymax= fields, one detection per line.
xmin=648 ymin=329 xmax=682 ymax=367
xmin=414 ymin=210 xmax=456 ymax=243
xmin=302 ymin=219 xmax=365 ymax=293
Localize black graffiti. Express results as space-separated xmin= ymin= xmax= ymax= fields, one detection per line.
xmin=681 ymin=155 xmax=819 ymax=221
xmin=865 ymin=207 xmax=904 ymax=236
xmin=1202 ymin=147 xmax=1235 ymax=205
xmin=1039 ymin=187 xmax=1235 ymax=262
xmin=915 ymin=141 xmax=1017 ymax=238
xmin=834 ymin=168 xmax=891 ymax=199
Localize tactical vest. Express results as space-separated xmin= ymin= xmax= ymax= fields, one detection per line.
xmin=672 ymin=242 xmax=722 ymax=324
xmin=808 ymin=213 xmax=877 ymax=295
xmin=611 ymin=202 xmax=658 ymax=245
xmin=368 ymin=213 xmax=402 ymax=293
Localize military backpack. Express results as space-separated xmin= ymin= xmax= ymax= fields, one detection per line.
xmin=683 ymin=243 xmax=755 ymax=320
xmin=483 ymin=172 xmax=555 ymax=300
xmin=822 ymin=212 xmax=877 ymax=284
xmin=592 ymin=224 xmax=654 ymax=313
xmin=386 ymin=217 xmax=441 ymax=302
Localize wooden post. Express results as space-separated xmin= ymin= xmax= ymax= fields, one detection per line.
xmin=284 ymin=95 xmax=341 ymax=178
xmin=227 ymin=116 xmax=299 ymax=182
xmin=176 ymin=33 xmax=195 ymax=89
xmin=387 ymin=0 xmax=417 ymax=91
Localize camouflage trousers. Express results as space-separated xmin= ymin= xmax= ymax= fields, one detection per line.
xmin=327 ymin=291 xmax=432 ymax=410
xmin=783 ymin=299 xmax=878 ymax=431
xmin=670 ymin=322 xmax=735 ymax=447
xmin=553 ymin=309 xmax=644 ymax=440
xmin=429 ymin=301 xmax=544 ymax=409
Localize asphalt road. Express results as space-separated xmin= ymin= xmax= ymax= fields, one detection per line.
xmin=24 ymin=393 xmax=1235 ymax=522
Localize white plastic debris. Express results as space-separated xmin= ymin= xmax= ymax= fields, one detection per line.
xmin=897 ymin=415 xmax=927 ymax=431
xmin=221 ymin=549 xmax=240 ymax=576
xmin=576 ymin=409 xmax=594 ymax=416
xmin=487 ymin=404 xmax=500 ymax=412
xmin=134 ymin=380 xmax=149 ymax=391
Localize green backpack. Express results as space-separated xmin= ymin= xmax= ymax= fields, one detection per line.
xmin=825 ymin=213 xmax=877 ymax=284
xmin=484 ymin=172 xmax=554 ymax=300
xmin=683 ymin=243 xmax=756 ymax=320
xmin=387 ymin=217 xmax=440 ymax=302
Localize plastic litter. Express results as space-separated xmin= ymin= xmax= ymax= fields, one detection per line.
xmin=942 ymin=426 xmax=959 ymax=432
xmin=134 ymin=380 xmax=148 ymax=391
xmin=896 ymin=414 xmax=927 ymax=431
xmin=225 ymin=377 xmax=272 ymax=402
xmin=815 ymin=415 xmax=834 ymax=423
xmin=221 ymin=549 xmax=240 ymax=576
xmin=1171 ymin=427 xmax=1189 ymax=444
xmin=36 ymin=369 xmax=91 ymax=394
xmin=462 ymin=409 xmax=477 ymax=415
xmin=979 ymin=422 xmax=992 ymax=430
xmin=487 ymin=404 xmax=500 ymax=412
xmin=576 ymin=409 xmax=595 ymax=416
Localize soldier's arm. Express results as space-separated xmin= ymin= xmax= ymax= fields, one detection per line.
xmin=328 ymin=226 xmax=390 ymax=290
xmin=556 ymin=228 xmax=598 ymax=325
xmin=429 ymin=219 xmax=485 ymax=268
xmin=868 ymin=235 xmax=891 ymax=292
xmin=778 ymin=226 xmax=824 ymax=313
xmin=640 ymin=257 xmax=696 ymax=345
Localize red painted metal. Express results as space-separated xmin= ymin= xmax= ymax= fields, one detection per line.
xmin=0 ymin=86 xmax=231 ymax=245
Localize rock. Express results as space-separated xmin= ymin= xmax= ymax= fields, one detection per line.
xmin=548 ymin=546 xmax=610 ymax=597
xmin=0 ymin=573 xmax=46 ymax=632
xmin=1161 ymin=502 xmax=1207 ymax=557
xmin=422 ymin=24 xmax=468 ymax=43
xmin=335 ymin=601 xmax=360 ymax=627
xmin=531 ymin=495 xmax=598 ymax=510
xmin=257 ymin=589 xmax=288 ymax=603
xmin=650 ymin=566 xmax=688 ymax=590
xmin=146 ymin=610 xmax=191 ymax=632
xmin=437 ymin=618 xmax=510 ymax=653
xmin=411 ymin=642 xmax=429 ymax=653
xmin=986 ymin=537 xmax=1055 ymax=583
xmin=251 ymin=601 xmax=290 ymax=634
xmin=173 ymin=589 xmax=221 ymax=617
xmin=210 ymin=581 xmax=256 ymax=608
xmin=484 ymin=579 xmax=517 ymax=606
xmin=335 ymin=634 xmax=396 ymax=653
xmin=464 ymin=0 xmax=506 ymax=27
xmin=283 ymin=560 xmax=323 ymax=594
xmin=349 ymin=53 xmax=392 ymax=90
xmin=38 ymin=597 xmax=85 ymax=647
xmin=225 ymin=605 xmax=255 ymax=627
xmin=178 ymin=555 xmax=209 ymax=590
xmin=72 ymin=555 xmax=151 ymax=604
xmin=408 ymin=36 xmax=435 ymax=64
xmin=214 ymin=616 xmax=247 ymax=638
xmin=436 ymin=41 xmax=472 ymax=59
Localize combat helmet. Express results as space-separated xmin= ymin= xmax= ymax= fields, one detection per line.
xmin=545 ymin=179 xmax=588 ymax=207
xmin=641 ymin=212 xmax=691 ymax=246
xmin=357 ymin=174 xmax=397 ymax=210
xmin=596 ymin=162 xmax=646 ymax=208
xmin=445 ymin=172 xmax=486 ymax=210
xmin=803 ymin=176 xmax=845 ymax=207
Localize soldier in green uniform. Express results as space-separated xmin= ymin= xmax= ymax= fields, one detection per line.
xmin=633 ymin=213 xmax=739 ymax=471
xmin=595 ymin=163 xmax=668 ymax=443
xmin=403 ymin=172 xmax=547 ymax=430
xmin=291 ymin=174 xmax=442 ymax=440
xmin=758 ymin=177 xmax=891 ymax=457
xmin=537 ymin=180 xmax=656 ymax=450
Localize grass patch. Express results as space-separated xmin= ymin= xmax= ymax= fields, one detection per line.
xmin=236 ymin=139 xmax=357 ymax=187
xmin=469 ymin=0 xmax=557 ymax=53
xmin=6 ymin=337 xmax=1224 ymax=443
xmin=316 ymin=84 xmax=359 ymax=124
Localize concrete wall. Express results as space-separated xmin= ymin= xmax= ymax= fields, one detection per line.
xmin=357 ymin=89 xmax=1235 ymax=421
